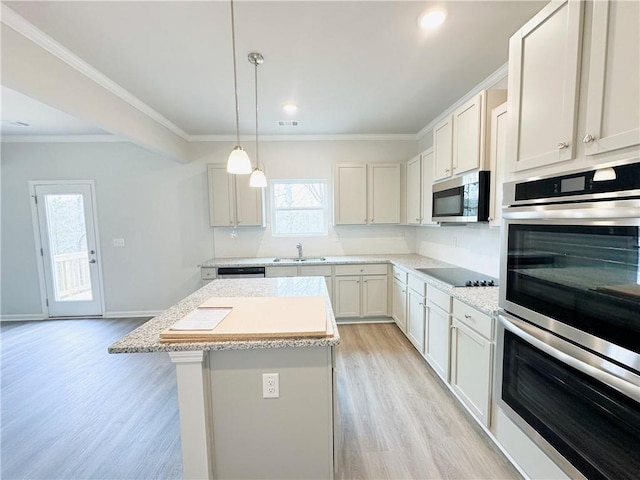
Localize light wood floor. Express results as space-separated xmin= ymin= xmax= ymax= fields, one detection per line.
xmin=1 ymin=319 xmax=520 ymax=479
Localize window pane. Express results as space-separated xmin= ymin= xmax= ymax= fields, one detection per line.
xmin=273 ymin=182 xmax=325 ymax=208
xmin=44 ymin=194 xmax=93 ymax=302
xmin=274 ymin=210 xmax=325 ymax=235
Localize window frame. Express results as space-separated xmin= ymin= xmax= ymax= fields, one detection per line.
xmin=270 ymin=179 xmax=329 ymax=237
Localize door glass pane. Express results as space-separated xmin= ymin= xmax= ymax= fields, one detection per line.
xmin=44 ymin=194 xmax=93 ymax=302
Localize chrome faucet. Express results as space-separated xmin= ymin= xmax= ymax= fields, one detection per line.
xmin=296 ymin=243 xmax=303 ymax=259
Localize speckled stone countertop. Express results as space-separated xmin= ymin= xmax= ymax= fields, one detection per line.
xmin=201 ymin=254 xmax=500 ymax=317
xmin=109 ymin=276 xmax=339 ymax=354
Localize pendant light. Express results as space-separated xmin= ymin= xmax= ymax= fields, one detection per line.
xmin=249 ymin=52 xmax=267 ymax=188
xmin=226 ymin=0 xmax=251 ymax=174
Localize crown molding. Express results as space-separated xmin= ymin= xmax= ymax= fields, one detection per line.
xmin=1 ymin=5 xmax=190 ymax=141
xmin=189 ymin=133 xmax=418 ymax=142
xmin=416 ymin=62 xmax=509 ymax=140
xmin=1 ymin=134 xmax=128 ymax=143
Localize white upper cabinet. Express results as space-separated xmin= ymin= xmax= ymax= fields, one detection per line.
xmin=488 ymin=102 xmax=508 ymax=227
xmin=368 ymin=164 xmax=401 ymax=224
xmin=582 ymin=0 xmax=640 ymax=157
xmin=208 ymin=164 xmax=264 ymax=227
xmin=507 ymin=0 xmax=639 ymax=177
xmin=405 ymin=154 xmax=422 ymax=225
xmin=433 ymin=116 xmax=453 ymax=181
xmin=507 ymin=0 xmax=583 ymax=173
xmin=334 ymin=164 xmax=367 ymax=225
xmin=420 ymin=149 xmax=437 ymax=226
xmin=452 ymin=94 xmax=483 ymax=176
xmin=334 ymin=163 xmax=400 ymax=225
xmin=434 ymin=90 xmax=507 ymax=181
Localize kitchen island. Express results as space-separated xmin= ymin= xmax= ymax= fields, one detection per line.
xmin=109 ymin=276 xmax=339 ymax=480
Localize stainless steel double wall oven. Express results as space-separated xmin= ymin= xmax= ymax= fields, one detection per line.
xmin=497 ymin=161 xmax=640 ymax=480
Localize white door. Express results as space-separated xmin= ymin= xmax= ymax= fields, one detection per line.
xmin=32 ymin=182 xmax=104 ymax=317
xmin=452 ymin=94 xmax=482 ymax=175
xmin=405 ymin=155 xmax=422 ymax=225
xmin=361 ymin=275 xmax=388 ymax=316
xmin=368 ymin=164 xmax=400 ymax=224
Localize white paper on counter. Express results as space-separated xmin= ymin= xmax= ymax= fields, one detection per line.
xmin=169 ymin=307 xmax=232 ymax=330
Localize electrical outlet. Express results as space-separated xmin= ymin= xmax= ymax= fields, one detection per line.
xmin=262 ymin=373 xmax=279 ymax=399
xmin=112 ymin=238 xmax=126 ymax=247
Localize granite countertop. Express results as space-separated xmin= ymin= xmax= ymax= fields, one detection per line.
xmin=109 ymin=276 xmax=339 ymax=354
xmin=201 ymin=254 xmax=500 ymax=317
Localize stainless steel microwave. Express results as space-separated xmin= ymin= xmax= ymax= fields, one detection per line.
xmin=432 ymin=170 xmax=490 ymax=223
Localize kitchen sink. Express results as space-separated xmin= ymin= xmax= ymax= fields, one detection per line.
xmin=273 ymin=257 xmax=327 ymax=263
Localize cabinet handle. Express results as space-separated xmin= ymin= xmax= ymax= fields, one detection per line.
xmin=557 ymin=141 xmax=569 ymax=150
xmin=445 ymin=168 xmax=450 ymax=173
xmin=582 ymin=134 xmax=596 ymax=144
xmin=229 ymin=221 xmax=233 ymax=225
xmin=416 ymin=218 xmax=420 ymax=222
xmin=89 ymin=259 xmax=96 ymax=264
xmin=401 ymin=290 xmax=406 ymax=293
xmin=464 ymin=314 xmax=473 ymax=320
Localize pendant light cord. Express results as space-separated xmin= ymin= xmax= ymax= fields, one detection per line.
xmin=230 ymin=0 xmax=241 ymax=146
xmin=254 ymin=60 xmax=259 ymax=167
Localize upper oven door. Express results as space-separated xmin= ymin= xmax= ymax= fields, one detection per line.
xmin=500 ymin=199 xmax=640 ymax=372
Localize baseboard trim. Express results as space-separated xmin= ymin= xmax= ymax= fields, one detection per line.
xmin=0 ymin=313 xmax=46 ymax=322
xmin=336 ymin=317 xmax=394 ymax=325
xmin=104 ymin=310 xmax=162 ymax=318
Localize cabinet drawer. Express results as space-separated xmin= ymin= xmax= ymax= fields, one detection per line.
xmin=201 ymin=267 xmax=217 ymax=280
xmin=427 ymin=285 xmax=451 ymax=312
xmin=452 ymin=298 xmax=493 ymax=340
xmin=408 ymin=274 xmax=427 ymax=297
xmin=392 ymin=266 xmax=407 ymax=283
xmin=334 ymin=264 xmax=387 ymax=276
xmin=265 ymin=266 xmax=298 ymax=277
xmin=299 ymin=265 xmax=332 ymax=276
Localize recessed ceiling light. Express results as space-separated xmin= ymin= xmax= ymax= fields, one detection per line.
xmin=418 ymin=9 xmax=447 ymax=30
xmin=283 ymin=103 xmax=298 ymax=114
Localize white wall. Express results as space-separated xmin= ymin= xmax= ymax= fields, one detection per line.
xmin=1 ymin=137 xmax=418 ymax=318
xmin=415 ymin=224 xmax=501 ymax=277
xmin=1 ymin=141 xmax=212 ymax=318
xmin=190 ymin=140 xmax=419 ymax=259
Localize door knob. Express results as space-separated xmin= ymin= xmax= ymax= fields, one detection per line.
xmin=557 ymin=142 xmax=569 ymax=150
xmin=89 ymin=259 xmax=96 ymax=264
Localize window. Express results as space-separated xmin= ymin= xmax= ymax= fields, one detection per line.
xmin=271 ymin=180 xmax=328 ymax=236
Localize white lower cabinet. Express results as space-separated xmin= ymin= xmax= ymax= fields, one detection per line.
xmin=334 ymin=264 xmax=388 ymax=318
xmin=406 ymin=282 xmax=426 ymax=354
xmin=391 ymin=277 xmax=407 ymax=332
xmin=424 ymin=285 xmax=452 ymax=382
xmin=450 ymin=299 xmax=494 ymax=427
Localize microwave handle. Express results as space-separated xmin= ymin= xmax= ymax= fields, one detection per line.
xmin=498 ymin=313 xmax=640 ymax=402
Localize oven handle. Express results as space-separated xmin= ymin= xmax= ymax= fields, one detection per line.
xmin=502 ymin=199 xmax=640 ymax=220
xmin=499 ymin=313 xmax=640 ymax=402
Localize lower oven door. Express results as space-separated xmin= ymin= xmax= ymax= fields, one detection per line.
xmin=496 ymin=312 xmax=640 ymax=480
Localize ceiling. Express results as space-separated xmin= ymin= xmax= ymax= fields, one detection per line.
xmin=1 ymin=1 xmax=545 ymax=138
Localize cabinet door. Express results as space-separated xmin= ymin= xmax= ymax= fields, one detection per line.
xmin=362 ymin=275 xmax=388 ymax=317
xmin=506 ymin=0 xmax=583 ymax=172
xmin=406 ymin=289 xmax=426 ymax=354
xmin=583 ymin=0 xmax=640 ymax=156
xmin=207 ymin=165 xmax=234 ymax=227
xmin=368 ymin=164 xmax=400 ymax=224
xmin=450 ymin=319 xmax=492 ymax=426
xmin=234 ymin=174 xmax=264 ymax=227
xmin=265 ymin=266 xmax=298 ymax=278
xmin=334 ymin=276 xmax=361 ymax=317
xmin=452 ymin=94 xmax=482 ymax=175
xmin=433 ymin=116 xmax=453 ymax=181
xmin=488 ymin=103 xmax=508 ymax=227
xmin=324 ymin=276 xmax=333 ymax=306
xmin=334 ymin=164 xmax=367 ymax=225
xmin=405 ymin=155 xmax=422 ymax=225
xmin=425 ymin=302 xmax=450 ymax=382
xmin=420 ymin=149 xmax=437 ymax=225
xmin=391 ymin=278 xmax=407 ymax=332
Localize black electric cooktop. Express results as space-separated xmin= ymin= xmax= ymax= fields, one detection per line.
xmin=416 ymin=267 xmax=498 ymax=287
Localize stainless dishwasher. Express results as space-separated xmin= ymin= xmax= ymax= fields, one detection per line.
xmin=216 ymin=267 xmax=266 ymax=278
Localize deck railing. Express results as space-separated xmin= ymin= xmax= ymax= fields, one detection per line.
xmin=54 ymin=252 xmax=91 ymax=299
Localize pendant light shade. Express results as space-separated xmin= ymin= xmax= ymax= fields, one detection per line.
xmin=226 ymin=0 xmax=251 ymax=174
xmin=249 ymin=52 xmax=267 ymax=188
xmin=227 ymin=146 xmax=252 ymax=174
xmin=249 ymin=168 xmax=267 ymax=187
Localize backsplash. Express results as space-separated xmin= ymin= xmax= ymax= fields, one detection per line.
xmin=415 ymin=224 xmax=501 ymax=277
xmin=213 ymin=225 xmax=416 ymax=259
